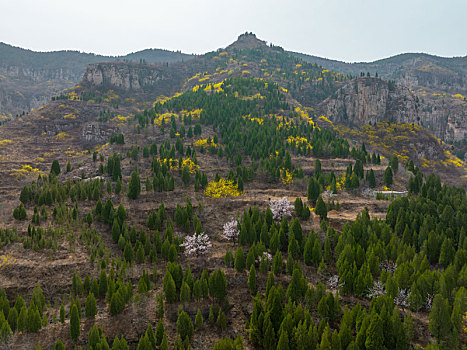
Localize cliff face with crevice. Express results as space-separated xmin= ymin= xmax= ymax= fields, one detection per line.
xmin=318 ymin=77 xmax=467 ymax=142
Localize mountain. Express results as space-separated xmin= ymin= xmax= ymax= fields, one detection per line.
xmin=0 ymin=42 xmax=194 ymax=117
xmin=0 ymin=32 xmax=466 ymax=349
xmin=291 ymin=50 xmax=467 ymax=94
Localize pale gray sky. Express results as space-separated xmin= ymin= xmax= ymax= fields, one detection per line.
xmin=1 ymin=0 xmax=466 ymax=62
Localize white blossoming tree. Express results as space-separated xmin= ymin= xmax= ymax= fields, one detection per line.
xmin=222 ymin=219 xmax=240 ymax=242
xmin=269 ymin=197 xmax=293 ymax=221
xmin=181 ymin=232 xmax=212 ymax=256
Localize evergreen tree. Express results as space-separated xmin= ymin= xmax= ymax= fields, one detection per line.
xmin=315 ymin=196 xmax=327 ymax=220
xmin=70 ymin=304 xmax=80 ymax=341
xmin=195 ymin=308 xmax=203 ymax=329
xmin=307 ymin=177 xmax=320 ymax=203
xmin=234 ymin=247 xmax=245 ymax=272
xmin=176 ymin=308 xmax=194 ymax=340
xmin=128 ymin=168 xmax=141 ymax=199
xmin=367 ymin=169 xmax=376 ymax=188
xmin=383 ymin=166 xmax=393 ymax=187
xmin=277 ymin=329 xmax=290 ymax=350
xmin=216 ymin=310 xmax=227 ymax=331
xmin=429 ymin=294 xmax=452 ymax=343
xmin=248 ymin=265 xmax=257 ymax=295
xmin=85 ymin=292 xmax=97 ymax=318
xmin=365 ymin=313 xmax=383 ymax=350
xmin=50 ymin=160 xmax=61 ymax=175
xmin=163 ymin=271 xmax=177 ymax=303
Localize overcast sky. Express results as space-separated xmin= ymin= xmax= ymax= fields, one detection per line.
xmin=1 ymin=0 xmax=466 ymax=62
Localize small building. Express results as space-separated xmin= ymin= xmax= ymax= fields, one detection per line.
xmin=373 ymin=190 xmax=408 ymax=199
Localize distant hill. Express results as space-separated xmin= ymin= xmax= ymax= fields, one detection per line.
xmin=0 ymin=42 xmax=194 ymax=117
xmin=290 ymin=51 xmax=467 ymax=94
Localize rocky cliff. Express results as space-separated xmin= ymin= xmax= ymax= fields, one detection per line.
xmin=318 ymin=77 xmax=467 ymax=142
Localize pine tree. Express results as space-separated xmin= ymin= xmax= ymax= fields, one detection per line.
xmin=208 ymin=269 xmax=227 ymax=302
xmin=70 ymin=304 xmax=80 ymax=341
xmin=248 ymin=265 xmax=257 ymax=295
xmin=50 ymin=160 xmax=61 ymax=175
xmin=384 ymin=166 xmax=393 ymax=187
xmin=367 ymin=169 xmax=376 ymax=188
xmin=307 ymin=177 xmax=320 ymax=203
xmin=176 ymin=308 xmax=194 ymax=340
xmin=234 ymin=247 xmax=245 ymax=272
xmin=155 ymin=319 xmax=165 ymax=346
xmin=85 ymin=292 xmax=97 ymax=318
xmin=216 ymin=310 xmax=227 ymax=331
xmin=277 ymin=329 xmax=290 ymax=350
xmin=163 ymin=271 xmax=177 ymax=303
xmin=315 ymin=196 xmax=327 ymax=220
xmin=195 ymin=308 xmax=203 ymax=329
xmin=365 ymin=313 xmax=383 ymax=350
xmin=128 ymin=168 xmax=141 ymax=199
xmin=273 ymin=250 xmax=283 ymax=275
xmin=429 ymin=294 xmax=451 ymax=343
xmin=180 ymin=282 xmax=191 ymax=303
xmin=59 ymin=302 xmax=65 ymax=323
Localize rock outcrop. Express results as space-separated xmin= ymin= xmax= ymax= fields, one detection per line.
xmin=318 ymin=77 xmax=467 ymax=142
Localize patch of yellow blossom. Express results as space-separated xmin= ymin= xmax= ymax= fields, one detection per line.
xmin=180 ymin=158 xmax=199 ymax=174
xmin=0 ymin=139 xmax=13 ymax=148
xmin=62 ymin=113 xmax=76 ymax=119
xmin=180 ymin=109 xmax=202 ymax=120
xmin=36 ymin=157 xmax=45 ymax=162
xmin=199 ymin=75 xmax=211 ymax=82
xmin=65 ymin=148 xmax=87 ymax=158
xmin=212 ymin=82 xmax=224 ymax=93
xmin=327 ymin=176 xmax=344 ymax=192
xmin=452 ymin=93 xmax=465 ymax=100
xmin=241 ymin=93 xmax=264 ymax=101
xmin=280 ymin=168 xmax=293 ymax=185
xmin=204 ymin=178 xmax=242 ymax=198
xmin=219 ymin=51 xmax=228 ymax=57
xmin=319 ymin=116 xmax=334 ymax=125
xmin=381 ymin=186 xmax=391 ymax=191
xmin=154 ymin=113 xmax=178 ymax=126
xmin=241 ymin=70 xmax=251 ymax=76
xmin=322 ymin=69 xmax=330 ymax=74
xmin=0 ymin=252 xmax=15 ymax=268
xmin=55 ymin=132 xmax=71 ymax=141
xmin=286 ymin=136 xmax=312 ymax=150
xmin=94 ymin=143 xmax=109 ymax=153
xmin=194 ymin=138 xmax=217 ymax=148
xmin=67 ymin=91 xmax=79 ymax=101
xmin=10 ymin=164 xmax=44 ymax=177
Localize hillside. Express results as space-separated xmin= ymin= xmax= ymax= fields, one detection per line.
xmin=291 ymin=51 xmax=467 ymax=95
xmin=0 ymin=33 xmax=465 ymax=349
xmin=0 ymin=42 xmax=194 ymax=118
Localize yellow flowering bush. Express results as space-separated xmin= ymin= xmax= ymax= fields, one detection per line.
xmin=55 ymin=132 xmax=70 ymax=140
xmin=280 ymin=168 xmax=293 ymax=185
xmin=0 ymin=139 xmax=13 ymax=148
xmin=153 ymin=113 xmax=178 ymax=126
xmin=180 ymin=158 xmax=199 ymax=174
xmin=10 ymin=164 xmax=43 ymax=177
xmin=194 ymin=138 xmax=217 ymax=148
xmin=204 ymin=178 xmax=242 ymax=198
xmin=0 ymin=252 xmax=15 ymax=268
xmin=286 ymin=136 xmax=312 ymax=150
